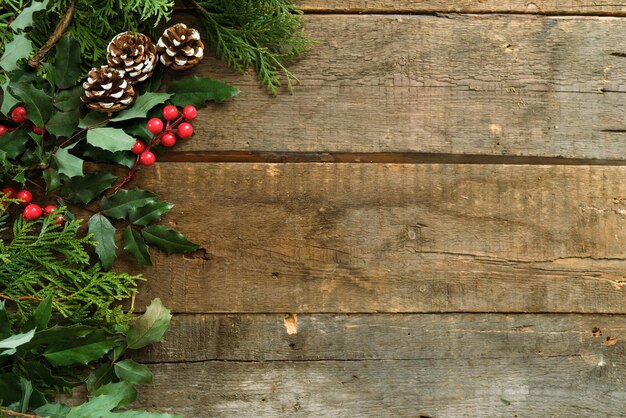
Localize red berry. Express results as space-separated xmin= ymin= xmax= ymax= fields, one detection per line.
xmin=162 ymin=105 xmax=179 ymax=121
xmin=2 ymin=187 xmax=16 ymax=198
xmin=160 ymin=132 xmax=177 ymax=147
xmin=44 ymin=205 xmax=57 ymax=215
xmin=53 ymin=215 xmax=65 ymax=226
xmin=11 ymin=106 xmax=27 ymax=123
xmin=0 ymin=125 xmax=7 ymax=136
xmin=140 ymin=151 xmax=155 ymax=166
xmin=177 ymin=122 xmax=193 ymax=139
xmin=131 ymin=140 xmax=146 ymax=155
xmin=147 ymin=118 xmax=164 ymax=134
xmin=16 ymin=190 xmax=32 ymax=204
xmin=182 ymin=105 xmax=197 ymax=120
xmin=32 ymin=126 xmax=45 ymax=135
xmin=23 ymin=204 xmax=43 ymax=221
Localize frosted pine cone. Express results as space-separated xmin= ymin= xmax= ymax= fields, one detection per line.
xmin=81 ymin=67 xmax=135 ymax=113
xmin=157 ymin=23 xmax=204 ymax=70
xmin=107 ymin=32 xmax=158 ymax=84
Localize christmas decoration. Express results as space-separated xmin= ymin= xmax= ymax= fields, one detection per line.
xmin=107 ymin=31 xmax=158 ymax=84
xmin=157 ymin=23 xmax=205 ymax=70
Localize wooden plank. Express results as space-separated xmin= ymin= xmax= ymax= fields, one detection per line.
xmin=136 ymin=313 xmax=626 ymax=362
xmin=120 ymin=163 xmax=626 ymax=313
xmin=134 ymin=357 xmax=626 ymax=417
xmin=175 ymin=15 xmax=626 ymax=159
xmin=298 ymin=0 xmax=626 ymax=15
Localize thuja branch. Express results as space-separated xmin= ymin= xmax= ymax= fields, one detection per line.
xmin=28 ymin=0 xmax=77 ymax=68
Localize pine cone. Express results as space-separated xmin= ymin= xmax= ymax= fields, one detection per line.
xmin=81 ymin=67 xmax=135 ymax=113
xmin=157 ymin=23 xmax=205 ymax=71
xmin=107 ymin=32 xmax=158 ymax=84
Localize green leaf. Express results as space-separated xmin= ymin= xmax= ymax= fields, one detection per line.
xmin=0 ymin=328 xmax=35 ymax=356
xmin=86 ymin=362 xmax=116 ymax=394
xmin=114 ymin=359 xmax=153 ymax=385
xmin=122 ymin=227 xmax=151 ymax=266
xmin=67 ymin=382 xmax=136 ymax=417
xmin=129 ymin=201 xmax=173 ymax=226
xmin=88 ymin=213 xmax=118 ymax=270
xmin=0 ymin=374 xmax=21 ymax=405
xmin=0 ymin=34 xmax=33 ymax=72
xmin=10 ymin=82 xmax=54 ymax=126
xmin=46 ymin=108 xmax=80 ymax=137
xmin=0 ymin=302 xmax=10 ymax=339
xmin=24 ymin=294 xmax=53 ymax=331
xmin=142 ymin=225 xmax=199 ymax=255
xmin=111 ymin=93 xmax=172 ymax=122
xmin=126 ymin=298 xmax=171 ymax=350
xmin=54 ymin=145 xmax=83 ymax=177
xmin=43 ymin=168 xmax=61 ymax=191
xmin=92 ymin=381 xmax=137 ymax=408
xmin=34 ymin=402 xmax=72 ymax=418
xmin=0 ymin=129 xmax=28 ymax=159
xmin=79 ymin=111 xmax=109 ymax=129
xmin=22 ymin=361 xmax=73 ymax=391
xmin=1 ymin=78 xmax=19 ymax=116
xmin=54 ymin=85 xmax=84 ymax=112
xmin=80 ymin=145 xmax=136 ymax=168
xmin=61 ymin=172 xmax=117 ymax=204
xmin=87 ymin=127 xmax=136 ymax=153
xmin=25 ymin=324 xmax=94 ymax=348
xmin=43 ymin=332 xmax=117 ymax=367
xmin=100 ymin=189 xmax=157 ymax=219
xmin=137 ymin=64 xmax=164 ymax=94
xmin=54 ymin=34 xmax=81 ymax=89
xmin=10 ymin=0 xmax=49 ymax=31
xmin=18 ymin=377 xmax=33 ymax=412
xmin=167 ymin=76 xmax=239 ymax=108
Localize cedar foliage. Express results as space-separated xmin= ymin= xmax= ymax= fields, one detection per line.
xmin=0 ymin=200 xmax=141 ymax=325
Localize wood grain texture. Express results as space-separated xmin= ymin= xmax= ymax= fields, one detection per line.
xmin=298 ymin=0 xmax=626 ymax=15
xmin=136 ymin=313 xmax=626 ymax=362
xmin=120 ymin=163 xmax=626 ymax=313
xmin=134 ymin=357 xmax=626 ymax=417
xmin=172 ymin=14 xmax=626 ymax=160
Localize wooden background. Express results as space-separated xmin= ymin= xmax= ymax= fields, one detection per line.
xmin=124 ymin=1 xmax=626 ymax=416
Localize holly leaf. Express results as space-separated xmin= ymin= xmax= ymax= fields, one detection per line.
xmin=0 ymin=34 xmax=33 ymax=72
xmin=10 ymin=0 xmax=50 ymax=31
xmin=129 ymin=201 xmax=173 ymax=226
xmin=1 ymin=78 xmax=19 ymax=116
xmin=0 ymin=129 xmax=28 ymax=159
xmin=61 ymin=172 xmax=117 ymax=204
xmin=46 ymin=108 xmax=80 ymax=137
xmin=43 ymin=331 xmax=117 ymax=366
xmin=54 ymin=85 xmax=84 ymax=112
xmin=88 ymin=213 xmax=118 ymax=270
xmin=87 ymin=127 xmax=136 ymax=153
xmin=142 ymin=225 xmax=199 ymax=254
xmin=167 ymin=76 xmax=239 ymax=108
xmin=54 ymin=145 xmax=83 ymax=177
xmin=0 ymin=374 xmax=21 ymax=405
xmin=123 ymin=227 xmax=151 ymax=265
xmin=79 ymin=144 xmax=136 ymax=168
xmin=34 ymin=403 xmax=72 ymax=418
xmin=0 ymin=329 xmax=35 ymax=356
xmin=43 ymin=168 xmax=61 ymax=191
xmin=100 ymin=189 xmax=157 ymax=219
xmin=79 ymin=111 xmax=109 ymax=129
xmin=54 ymin=34 xmax=81 ymax=89
xmin=126 ymin=298 xmax=171 ymax=350
xmin=111 ymin=92 xmax=172 ymax=122
xmin=10 ymin=82 xmax=54 ymax=126
xmin=114 ymin=359 xmax=153 ymax=385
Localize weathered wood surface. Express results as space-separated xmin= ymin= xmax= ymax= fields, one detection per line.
xmin=124 ymin=163 xmax=626 ymax=314
xmin=298 ymin=0 xmax=626 ymax=14
xmin=134 ymin=356 xmax=626 ymax=417
xmin=171 ymin=14 xmax=626 ymax=160
xmin=137 ymin=313 xmax=626 ymax=362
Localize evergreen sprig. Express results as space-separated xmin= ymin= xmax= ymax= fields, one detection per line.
xmin=191 ymin=0 xmax=313 ymax=94
xmin=0 ymin=204 xmax=141 ymax=324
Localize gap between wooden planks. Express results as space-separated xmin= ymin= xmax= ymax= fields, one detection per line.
xmin=169 ymin=14 xmax=626 ymax=160
xmin=118 ymin=162 xmax=626 ymax=314
xmin=297 ymin=0 xmax=626 ymax=15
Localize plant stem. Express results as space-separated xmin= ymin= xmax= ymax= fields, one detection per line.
xmin=27 ymin=0 xmax=77 ymax=68
xmin=0 ymin=408 xmax=40 ymax=418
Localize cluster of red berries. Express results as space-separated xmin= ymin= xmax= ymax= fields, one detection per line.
xmin=130 ymin=105 xmax=197 ymax=166
xmin=0 ymin=106 xmax=45 ymax=137
xmin=1 ymin=187 xmax=64 ymax=224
